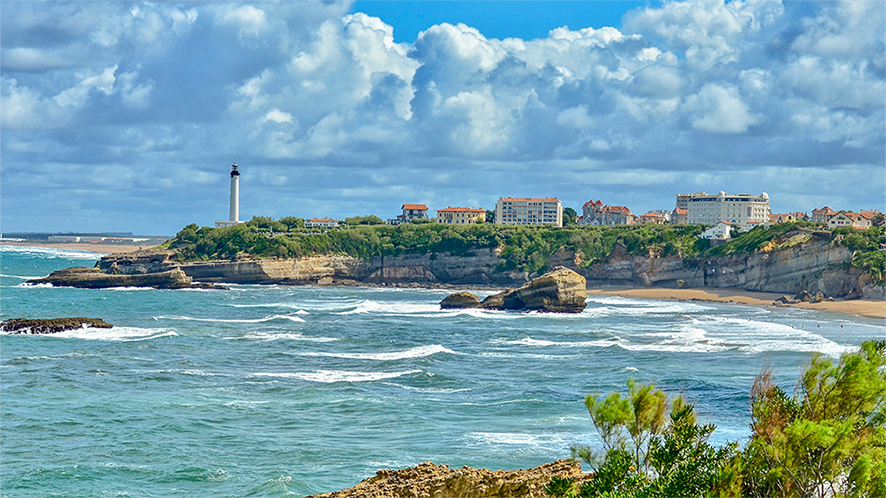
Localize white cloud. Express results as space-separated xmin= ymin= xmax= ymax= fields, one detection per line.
xmin=218 ymin=5 xmax=272 ymax=38
xmin=556 ymin=106 xmax=594 ymax=129
xmin=684 ymin=84 xmax=759 ymax=133
xmin=264 ymin=109 xmax=293 ymax=124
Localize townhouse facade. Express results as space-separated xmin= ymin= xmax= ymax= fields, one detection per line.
xmin=437 ymin=207 xmax=486 ymax=225
xmin=389 ymin=204 xmax=429 ymax=224
xmin=495 ymin=198 xmax=562 ymax=226
xmin=580 ymin=200 xmax=635 ymax=226
xmin=827 ymin=212 xmax=872 ymax=230
xmin=305 ymin=218 xmax=339 ymax=228
xmin=811 ymin=206 xmax=837 ymax=224
xmin=681 ymin=191 xmax=770 ymax=227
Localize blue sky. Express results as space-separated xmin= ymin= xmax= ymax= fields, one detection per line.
xmin=1 ymin=0 xmax=884 ymax=235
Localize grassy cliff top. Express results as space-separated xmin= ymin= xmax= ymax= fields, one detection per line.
xmin=164 ymin=218 xmax=884 ymax=280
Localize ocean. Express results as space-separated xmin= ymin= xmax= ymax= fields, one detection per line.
xmin=2 ymin=245 xmax=883 ymax=497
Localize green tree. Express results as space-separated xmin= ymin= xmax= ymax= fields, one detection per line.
xmin=555 ymin=380 xmax=740 ymax=498
xmin=344 ymin=214 xmax=384 ymax=226
xmin=563 ymin=207 xmax=578 ymax=226
xmin=744 ymin=341 xmax=886 ymax=498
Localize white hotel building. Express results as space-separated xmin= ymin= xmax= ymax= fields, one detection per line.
xmin=682 ymin=191 xmax=771 ymax=227
xmin=495 ymin=198 xmax=562 ymax=226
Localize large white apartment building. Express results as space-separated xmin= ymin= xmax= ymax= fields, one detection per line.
xmin=495 ymin=198 xmax=562 ymax=226
xmin=681 ymin=191 xmax=771 ymax=227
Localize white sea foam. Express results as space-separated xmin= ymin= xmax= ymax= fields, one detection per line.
xmin=335 ymin=299 xmax=442 ymax=316
xmin=231 ymin=332 xmax=338 ymax=342
xmin=689 ymin=316 xmax=853 ymax=357
xmin=0 ymin=273 xmax=42 ymax=280
xmin=254 ymin=369 xmax=422 ymax=383
xmin=467 ymin=432 xmax=567 ymax=448
xmin=499 ymin=337 xmax=621 ymax=348
xmin=0 ymin=245 xmax=103 ymax=259
xmin=50 ymin=326 xmax=178 ymax=341
xmin=294 ymin=344 xmax=457 ymax=361
xmin=226 ymin=303 xmax=310 ymax=314
xmin=16 ymin=282 xmax=53 ymax=288
xmin=154 ymin=314 xmax=305 ymax=323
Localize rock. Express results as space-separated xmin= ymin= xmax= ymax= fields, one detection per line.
xmin=796 ymin=290 xmax=813 ymax=302
xmin=827 ymin=296 xmax=834 ymax=301
xmin=501 ymin=267 xmax=587 ymax=313
xmin=28 ymin=267 xmax=194 ymax=289
xmin=1 ymin=317 xmax=112 ymax=334
xmin=810 ymin=292 xmax=824 ymax=304
xmin=774 ymin=295 xmax=793 ymax=304
xmin=439 ymin=268 xmax=587 ymax=313
xmin=480 ymin=290 xmax=510 ymax=309
xmin=306 ymin=459 xmax=585 ymax=498
xmin=439 ymin=291 xmax=482 ymax=309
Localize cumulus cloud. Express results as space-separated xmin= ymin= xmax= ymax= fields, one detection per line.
xmin=0 ymin=0 xmax=883 ymax=234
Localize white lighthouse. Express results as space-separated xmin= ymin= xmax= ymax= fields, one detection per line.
xmin=215 ymin=163 xmax=245 ymax=228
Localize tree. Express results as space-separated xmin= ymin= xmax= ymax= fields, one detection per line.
xmin=563 ymin=207 xmax=578 ymax=226
xmin=486 ymin=209 xmax=496 ymax=223
xmin=553 ymin=380 xmax=740 ymax=498
xmin=744 ymin=341 xmax=886 ymax=498
xmin=345 ymin=214 xmax=384 ymax=226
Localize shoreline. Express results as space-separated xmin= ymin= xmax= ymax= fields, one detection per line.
xmin=5 ymin=241 xmax=883 ymax=319
xmin=0 ymin=241 xmax=150 ymax=254
xmin=587 ymin=288 xmax=885 ymax=320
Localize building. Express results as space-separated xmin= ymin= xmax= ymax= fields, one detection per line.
xmin=681 ymin=191 xmax=770 ymax=227
xmin=305 ymin=218 xmax=339 ymax=228
xmin=388 ymin=204 xmax=429 ymax=224
xmin=770 ymin=213 xmax=796 ymax=224
xmin=827 ymin=212 xmax=872 ymax=230
xmin=495 ymin=198 xmax=562 ymax=226
xmin=436 ymin=207 xmax=485 ymax=225
xmin=639 ymin=212 xmax=667 ymax=224
xmin=701 ymin=221 xmax=733 ymax=240
xmin=215 ymin=163 xmax=246 ymax=229
xmin=811 ymin=206 xmax=837 ymax=224
xmin=671 ymin=207 xmax=688 ymax=224
xmin=580 ymin=200 xmax=635 ymax=226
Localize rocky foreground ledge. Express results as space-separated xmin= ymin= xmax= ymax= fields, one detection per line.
xmin=1 ymin=317 xmax=112 ymax=334
xmin=440 ymin=267 xmax=587 ymax=313
xmin=27 ymin=264 xmax=225 ymax=290
xmin=306 ymin=460 xmax=586 ymax=498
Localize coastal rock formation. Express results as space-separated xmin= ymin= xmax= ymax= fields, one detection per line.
xmin=28 ymin=266 xmax=194 ymax=289
xmin=306 ymin=460 xmax=584 ymax=498
xmin=27 ymin=234 xmax=880 ymax=299
xmin=1 ymin=317 xmax=112 ymax=334
xmin=439 ymin=291 xmax=482 ymax=309
xmin=440 ymin=267 xmax=587 ymax=313
xmin=501 ymin=267 xmax=587 ymax=312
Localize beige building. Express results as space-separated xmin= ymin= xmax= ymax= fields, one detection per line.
xmin=811 ymin=206 xmax=837 ymax=224
xmin=682 ymin=191 xmax=770 ymax=227
xmin=305 ymin=218 xmax=339 ymax=228
xmin=827 ymin=212 xmax=872 ymax=230
xmin=580 ymin=200 xmax=635 ymax=226
xmin=495 ymin=198 xmax=562 ymax=226
xmin=437 ymin=207 xmax=485 ymax=225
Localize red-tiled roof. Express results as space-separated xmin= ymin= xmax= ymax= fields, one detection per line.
xmin=307 ymin=218 xmax=333 ymax=222
xmin=402 ymin=204 xmax=428 ymax=210
xmin=674 ymin=208 xmax=687 ymax=214
xmin=641 ymin=213 xmax=665 ymax=218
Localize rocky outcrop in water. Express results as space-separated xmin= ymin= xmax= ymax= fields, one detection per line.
xmin=1 ymin=317 xmax=112 ymax=334
xmin=440 ymin=267 xmax=587 ymax=313
xmin=306 ymin=460 xmax=584 ymax=498
xmin=28 ymin=266 xmax=195 ymax=289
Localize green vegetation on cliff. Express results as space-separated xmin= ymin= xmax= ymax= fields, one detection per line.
xmin=167 ymin=218 xmax=706 ymax=273
xmin=165 ymin=218 xmax=885 ymax=280
xmin=549 ymin=341 xmax=886 ymax=498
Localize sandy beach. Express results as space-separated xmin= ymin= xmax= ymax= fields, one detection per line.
xmin=588 ymin=288 xmax=885 ymax=320
xmin=1 ymin=241 xmax=151 ymax=255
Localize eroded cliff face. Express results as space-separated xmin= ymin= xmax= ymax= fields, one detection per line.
xmin=34 ymin=238 xmax=879 ymax=298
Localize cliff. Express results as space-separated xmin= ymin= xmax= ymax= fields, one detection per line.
xmin=306 ymin=460 xmax=585 ymax=498
xmin=27 ymin=236 xmax=881 ymax=298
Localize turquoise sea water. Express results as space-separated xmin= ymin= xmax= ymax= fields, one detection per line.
xmin=2 ymin=245 xmax=884 ymax=497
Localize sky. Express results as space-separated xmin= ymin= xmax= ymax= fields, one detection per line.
xmin=1 ymin=0 xmax=884 ymax=236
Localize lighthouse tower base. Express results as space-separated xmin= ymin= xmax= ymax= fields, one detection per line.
xmin=214 ymin=220 xmax=245 ymax=229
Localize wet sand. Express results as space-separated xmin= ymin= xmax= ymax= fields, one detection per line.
xmin=1 ymin=241 xmax=151 ymax=254
xmin=587 ymin=288 xmax=885 ymax=320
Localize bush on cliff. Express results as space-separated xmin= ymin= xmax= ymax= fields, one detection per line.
xmin=549 ymin=341 xmax=886 ymax=498
xmin=166 ymin=220 xmax=706 ymax=272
